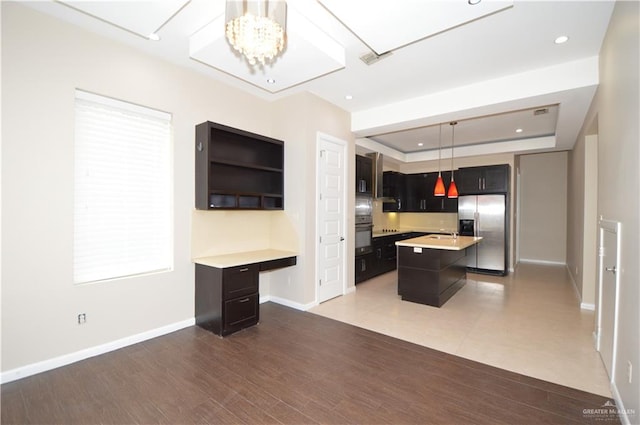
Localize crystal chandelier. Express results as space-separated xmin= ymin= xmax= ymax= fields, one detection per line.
xmin=225 ymin=0 xmax=287 ymax=66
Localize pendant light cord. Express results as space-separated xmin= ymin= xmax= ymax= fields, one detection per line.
xmin=450 ymin=121 xmax=456 ymax=179
xmin=438 ymin=124 xmax=442 ymax=176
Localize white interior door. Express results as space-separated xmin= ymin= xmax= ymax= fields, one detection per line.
xmin=597 ymin=219 xmax=620 ymax=381
xmin=317 ymin=134 xmax=346 ymax=303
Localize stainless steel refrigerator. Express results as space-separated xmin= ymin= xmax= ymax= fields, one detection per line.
xmin=458 ymin=194 xmax=508 ymax=275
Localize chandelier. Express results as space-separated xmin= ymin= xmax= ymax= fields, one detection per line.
xmin=225 ymin=0 xmax=287 ymax=66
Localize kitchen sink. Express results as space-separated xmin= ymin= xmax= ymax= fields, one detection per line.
xmin=426 ymin=234 xmax=455 ymax=240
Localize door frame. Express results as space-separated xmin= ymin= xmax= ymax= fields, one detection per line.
xmin=315 ymin=132 xmax=348 ymax=304
xmin=596 ymin=218 xmax=621 ymax=382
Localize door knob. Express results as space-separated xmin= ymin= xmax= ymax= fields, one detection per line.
xmin=340 ymin=237 xmax=345 ymax=241
xmin=605 ymin=266 xmax=616 ymax=274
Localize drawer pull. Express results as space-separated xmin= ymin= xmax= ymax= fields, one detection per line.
xmin=239 ymin=268 xmax=249 ymax=272
xmin=238 ymin=298 xmax=251 ymax=303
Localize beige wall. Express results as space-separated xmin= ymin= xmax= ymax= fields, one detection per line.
xmin=1 ymin=3 xmax=351 ymax=373
xmin=567 ymin=131 xmax=598 ymax=306
xmin=269 ymin=93 xmax=354 ymax=306
xmin=518 ymin=152 xmax=568 ymax=264
xmin=567 ymin=1 xmax=638 ymax=415
xmin=589 ymin=0 xmax=639 ymax=415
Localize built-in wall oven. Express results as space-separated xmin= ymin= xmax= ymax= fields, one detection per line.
xmin=355 ymin=195 xmax=373 ymax=255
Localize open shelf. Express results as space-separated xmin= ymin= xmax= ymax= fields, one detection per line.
xmin=196 ymin=122 xmax=284 ymax=210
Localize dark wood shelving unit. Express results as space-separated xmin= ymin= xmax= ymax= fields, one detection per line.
xmin=196 ymin=121 xmax=284 ymax=210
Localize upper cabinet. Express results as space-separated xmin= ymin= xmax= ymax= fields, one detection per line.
xmin=355 ymin=155 xmax=373 ymax=195
xmin=428 ymin=171 xmax=458 ymax=213
xmin=382 ymin=171 xmax=405 ymax=212
xmin=195 ymin=121 xmax=284 ymax=210
xmin=405 ymin=173 xmax=430 ymax=211
xmin=384 ymin=171 xmax=457 ymax=213
xmin=457 ymin=164 xmax=510 ymax=195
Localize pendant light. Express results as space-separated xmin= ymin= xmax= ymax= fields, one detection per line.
xmin=447 ymin=121 xmax=459 ymax=199
xmin=434 ymin=124 xmax=445 ymax=196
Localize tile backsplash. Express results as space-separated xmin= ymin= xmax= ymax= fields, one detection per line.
xmin=372 ymin=200 xmax=457 ymax=232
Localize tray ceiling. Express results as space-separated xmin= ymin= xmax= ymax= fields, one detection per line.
xmin=22 ymin=0 xmax=615 ymax=160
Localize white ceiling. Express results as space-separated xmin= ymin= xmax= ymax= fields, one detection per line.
xmin=23 ymin=0 xmax=615 ymax=162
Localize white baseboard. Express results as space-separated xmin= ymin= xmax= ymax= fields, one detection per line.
xmin=1 ymin=318 xmax=195 ymax=385
xmin=580 ymin=302 xmax=595 ymax=311
xmin=564 ymin=264 xmax=594 ymax=310
xmin=261 ymin=295 xmax=317 ymax=311
xmin=259 ymin=295 xmax=271 ymax=304
xmin=611 ymin=381 xmax=635 ymax=425
xmin=345 ymin=285 xmax=356 ymax=295
xmin=519 ymin=258 xmax=567 ymax=266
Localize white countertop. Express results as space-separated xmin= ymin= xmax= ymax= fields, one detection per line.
xmin=395 ymin=235 xmax=482 ymax=251
xmin=194 ymin=249 xmax=297 ymax=268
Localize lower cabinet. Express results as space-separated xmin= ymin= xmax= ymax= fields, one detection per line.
xmin=355 ymin=252 xmax=376 ymax=284
xmin=195 ymin=263 xmax=259 ymax=336
xmin=355 ymin=232 xmax=427 ymax=284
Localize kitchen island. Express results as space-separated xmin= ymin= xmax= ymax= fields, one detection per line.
xmin=395 ymin=235 xmax=482 ymax=307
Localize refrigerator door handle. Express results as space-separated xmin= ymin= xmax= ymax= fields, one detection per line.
xmin=474 ymin=211 xmax=479 ymax=237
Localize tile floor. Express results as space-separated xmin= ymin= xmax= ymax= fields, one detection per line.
xmin=309 ymin=263 xmax=612 ymax=397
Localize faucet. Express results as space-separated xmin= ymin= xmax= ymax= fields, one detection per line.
xmin=440 ymin=228 xmax=458 ymax=239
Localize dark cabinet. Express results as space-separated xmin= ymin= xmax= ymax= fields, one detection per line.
xmin=405 ymin=173 xmax=430 ymax=211
xmin=426 ymin=171 xmax=458 ymax=213
xmin=355 ymin=155 xmax=373 ymax=195
xmin=397 ymin=246 xmax=468 ymax=307
xmin=195 ymin=121 xmax=284 ymax=210
xmin=195 ymin=254 xmax=296 ymax=336
xmin=371 ymin=236 xmax=394 ymax=276
xmin=403 ymin=172 xmax=458 ymax=212
xmin=195 ymin=264 xmax=260 ymax=336
xmin=382 ymin=171 xmax=406 ymax=212
xmin=355 ymin=252 xmax=376 ymax=284
xmin=457 ymin=164 xmax=510 ymax=195
xmin=356 ymin=232 xmax=428 ymax=284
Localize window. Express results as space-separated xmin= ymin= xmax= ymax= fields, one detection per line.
xmin=74 ymin=90 xmax=172 ymax=284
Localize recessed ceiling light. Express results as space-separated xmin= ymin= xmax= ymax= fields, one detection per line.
xmin=554 ymin=35 xmax=569 ymax=44
xmin=516 ymin=128 xmax=523 ymax=133
xmin=345 ymin=95 xmax=353 ymax=100
xmin=418 ymin=142 xmax=424 ymax=146
xmin=266 ymin=78 xmax=276 ymax=84
xmin=468 ymin=0 xmax=481 ymax=5
xmin=148 ymin=33 xmax=161 ymax=41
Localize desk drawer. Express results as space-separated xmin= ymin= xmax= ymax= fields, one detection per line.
xmin=223 ymin=264 xmax=259 ymax=300
xmin=224 ymin=293 xmax=259 ymax=335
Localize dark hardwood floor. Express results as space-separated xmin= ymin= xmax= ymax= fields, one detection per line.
xmin=1 ymin=302 xmax=620 ymax=424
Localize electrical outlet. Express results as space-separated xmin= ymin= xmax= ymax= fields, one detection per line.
xmin=628 ymin=361 xmax=633 ymax=384
xmin=77 ymin=313 xmax=86 ymax=325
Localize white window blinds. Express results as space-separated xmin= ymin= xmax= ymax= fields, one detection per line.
xmin=74 ymin=90 xmax=172 ymax=284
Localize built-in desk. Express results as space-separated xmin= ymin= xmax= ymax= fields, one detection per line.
xmin=194 ymin=249 xmax=297 ymax=336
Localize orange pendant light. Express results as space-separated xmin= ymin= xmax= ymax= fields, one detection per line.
xmin=434 ymin=124 xmax=445 ymax=196
xmin=448 ymin=179 xmax=459 ymax=198
xmin=447 ymin=121 xmax=459 ymax=199
xmin=434 ymin=175 xmax=446 ymax=196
